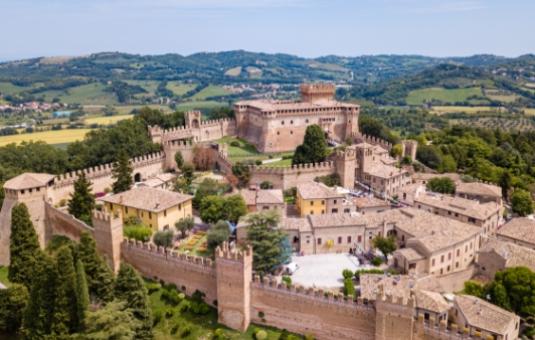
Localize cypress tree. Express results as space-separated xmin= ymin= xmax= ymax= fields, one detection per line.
xmin=0 ymin=283 xmax=29 ymax=333
xmin=52 ymin=246 xmax=78 ymax=335
xmin=112 ymin=150 xmax=133 ymax=193
xmin=68 ymin=173 xmax=95 ymax=225
xmin=75 ymin=259 xmax=89 ymax=331
xmin=115 ymin=263 xmax=153 ymax=339
xmin=77 ymin=232 xmax=114 ymax=303
xmin=9 ymin=203 xmax=42 ymax=288
xmin=22 ymin=254 xmax=58 ymax=340
xmin=292 ymin=124 xmax=328 ymax=165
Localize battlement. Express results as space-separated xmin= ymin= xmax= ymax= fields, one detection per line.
xmin=251 ymin=274 xmax=374 ymax=311
xmin=54 ymin=152 xmax=164 ymax=188
xmin=163 ymin=139 xmax=195 ymax=148
xmin=249 ymin=161 xmax=336 ymax=175
xmin=353 ymin=133 xmax=393 ymax=151
xmin=418 ymin=315 xmax=483 ymax=339
xmin=123 ymin=238 xmax=215 ymax=269
xmin=200 ymin=118 xmax=235 ymax=126
xmin=92 ymin=210 xmax=119 ymax=222
xmin=215 ymin=241 xmax=252 ymax=262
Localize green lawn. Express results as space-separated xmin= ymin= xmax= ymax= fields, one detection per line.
xmin=191 ymin=85 xmax=231 ymax=100
xmin=166 ymin=82 xmax=197 ymax=97
xmin=263 ymin=158 xmax=293 ymax=167
xmin=216 ymin=136 xmax=294 ymax=164
xmin=148 ymin=281 xmax=294 ymax=340
xmin=0 ymin=266 xmax=10 ymax=287
xmin=0 ymin=82 xmax=35 ymax=95
xmin=406 ymin=87 xmax=483 ymax=105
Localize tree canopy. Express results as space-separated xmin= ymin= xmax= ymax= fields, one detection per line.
xmin=68 ymin=173 xmax=95 ymax=225
xmin=292 ymin=125 xmax=328 ymax=165
xmin=426 ymin=177 xmax=456 ymax=194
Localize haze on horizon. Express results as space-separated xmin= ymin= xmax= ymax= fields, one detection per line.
xmin=1 ymin=0 xmax=534 ymax=62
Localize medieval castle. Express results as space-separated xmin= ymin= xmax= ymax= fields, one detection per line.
xmin=1 ymin=83 xmax=521 ymax=339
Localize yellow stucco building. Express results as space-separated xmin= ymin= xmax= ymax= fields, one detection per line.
xmin=296 ymin=181 xmax=345 ymax=217
xmin=99 ymin=186 xmax=193 ymax=230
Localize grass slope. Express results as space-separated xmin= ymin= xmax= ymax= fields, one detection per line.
xmin=39 ymin=83 xmax=117 ymax=105
xmin=191 ymin=85 xmax=230 ymax=100
xmin=406 ymin=87 xmax=483 ymax=105
xmin=166 ymin=82 xmax=197 ymax=96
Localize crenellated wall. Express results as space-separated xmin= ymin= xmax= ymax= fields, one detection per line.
xmin=121 ymin=239 xmax=218 ymax=304
xmin=248 ymin=161 xmax=336 ymax=189
xmin=149 ymin=117 xmax=237 ymax=145
xmin=250 ymin=275 xmax=376 ymax=340
xmin=44 ymin=203 xmax=93 ymax=242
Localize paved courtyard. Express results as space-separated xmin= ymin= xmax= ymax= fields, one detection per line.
xmin=290 ymin=253 xmax=370 ymax=288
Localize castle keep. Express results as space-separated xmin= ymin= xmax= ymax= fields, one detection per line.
xmin=234 ymin=83 xmax=360 ymax=152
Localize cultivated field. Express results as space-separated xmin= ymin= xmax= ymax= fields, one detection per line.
xmin=0 ymin=128 xmax=91 ymax=146
xmin=40 ymin=83 xmax=117 ymax=105
xmin=166 ymin=82 xmax=197 ymax=96
xmin=84 ymin=114 xmax=134 ymax=125
xmin=430 ymin=106 xmax=505 ymax=115
xmin=406 ymin=87 xmax=483 ymax=105
xmin=191 ymin=85 xmax=230 ymax=100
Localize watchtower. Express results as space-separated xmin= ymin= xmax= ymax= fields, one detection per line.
xmin=300 ymin=83 xmax=336 ymax=103
xmin=185 ymin=111 xmax=202 ymax=129
xmin=215 ymin=242 xmax=253 ymax=331
xmin=374 ymin=286 xmax=417 ymax=340
xmin=92 ymin=210 xmax=124 ymax=273
xmin=335 ymin=147 xmax=357 ymax=189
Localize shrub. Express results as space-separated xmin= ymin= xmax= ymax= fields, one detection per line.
xmin=343 ymin=278 xmax=355 ymax=297
xmin=213 ymin=328 xmax=227 ymax=340
xmin=181 ymin=325 xmax=192 ymax=337
xmin=191 ymin=301 xmax=210 ymax=315
xmin=371 ymin=256 xmax=383 ymax=266
xmin=153 ymin=311 xmax=162 ymax=326
xmin=354 ymin=268 xmax=384 ymax=280
xmin=260 ymin=181 xmax=274 ymax=189
xmin=123 ymin=224 xmax=153 ymax=242
xmin=170 ymin=325 xmax=179 ymax=334
xmin=165 ymin=309 xmax=174 ymax=318
xmin=161 ymin=288 xmax=182 ymax=306
xmin=282 ymin=275 xmax=292 ymax=287
xmin=255 ymin=330 xmax=268 ymax=340
xmin=230 ymin=140 xmax=240 ymax=147
xmin=146 ymin=281 xmax=161 ymax=295
xmin=342 ymin=269 xmax=354 ymax=279
xmin=255 ymin=160 xmax=262 ymax=166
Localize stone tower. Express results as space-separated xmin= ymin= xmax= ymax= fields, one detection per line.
xmin=0 ymin=173 xmax=55 ymax=265
xmin=335 ymin=147 xmax=357 ymax=189
xmin=92 ymin=210 xmax=124 ymax=273
xmin=185 ymin=110 xmax=202 ymax=129
xmin=215 ymin=242 xmax=253 ymax=332
xmin=401 ymin=140 xmax=418 ymax=161
xmin=374 ymin=287 xmax=416 ymax=340
xmin=300 ymin=83 xmax=336 ymax=103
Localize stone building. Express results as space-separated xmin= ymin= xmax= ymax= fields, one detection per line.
xmin=239 ymin=188 xmax=285 ymax=213
xmin=99 ymin=186 xmax=193 ymax=231
xmin=496 ymin=217 xmax=535 ymax=250
xmin=476 ymin=238 xmax=535 ymax=279
xmin=296 ymin=181 xmax=347 ymax=216
xmin=234 ymin=83 xmax=360 ymax=153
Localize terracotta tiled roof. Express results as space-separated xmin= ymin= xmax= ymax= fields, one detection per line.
xmin=240 ymin=189 xmax=284 ymax=206
xmin=297 ymin=181 xmax=343 ymax=200
xmin=454 ymin=294 xmax=518 ymax=335
xmin=414 ymin=191 xmax=500 ymax=221
xmin=415 ymin=290 xmax=450 ymax=314
xmin=456 ymin=182 xmax=502 ymax=199
xmin=234 ymin=99 xmax=358 ymax=113
xmin=3 ymin=173 xmax=55 ymax=190
xmin=497 ymin=217 xmax=535 ymax=245
xmin=479 ymin=238 xmax=535 ymax=271
xmin=354 ymin=196 xmax=390 ymax=209
xmin=99 ymin=187 xmax=192 ymax=213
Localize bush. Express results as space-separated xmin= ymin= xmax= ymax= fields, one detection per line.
xmin=191 ymin=301 xmax=211 ymax=315
xmin=343 ymin=278 xmax=355 ymax=297
xmin=230 ymin=140 xmax=240 ymax=147
xmin=161 ymin=288 xmax=183 ymax=306
xmin=170 ymin=325 xmax=179 ymax=334
xmin=426 ymin=177 xmax=456 ymax=194
xmin=371 ymin=256 xmax=383 ymax=266
xmin=213 ymin=328 xmax=227 ymax=340
xmin=342 ymin=269 xmax=354 ymax=280
xmin=153 ymin=311 xmax=162 ymax=326
xmin=165 ymin=309 xmax=174 ymax=318
xmin=123 ymin=224 xmax=153 ymax=242
xmin=181 ymin=325 xmax=192 ymax=337
xmin=354 ymin=268 xmax=384 ymax=280
xmin=255 ymin=329 xmax=268 ymax=340
xmin=282 ymin=275 xmax=292 ymax=287
xmin=260 ymin=181 xmax=274 ymax=189
xmin=146 ymin=281 xmax=161 ymax=295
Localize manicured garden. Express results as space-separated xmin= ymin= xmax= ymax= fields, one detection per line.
xmin=177 ymin=231 xmax=209 ymax=256
xmin=216 ymin=136 xmax=294 ymax=164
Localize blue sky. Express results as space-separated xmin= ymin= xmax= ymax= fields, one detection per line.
xmin=0 ymin=0 xmax=533 ymax=61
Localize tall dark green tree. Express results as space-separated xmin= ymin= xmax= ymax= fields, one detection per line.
xmin=292 ymin=124 xmax=328 ymax=165
xmin=246 ymin=210 xmax=289 ymax=274
xmin=22 ymin=254 xmax=58 ymax=340
xmin=77 ymin=233 xmax=114 ymax=303
xmin=114 ymin=264 xmax=153 ymax=339
xmin=51 ymin=247 xmax=79 ymax=335
xmin=68 ymin=173 xmax=95 ymax=225
xmin=511 ymin=189 xmax=534 ymax=217
xmin=499 ymin=170 xmax=512 ymax=201
xmin=79 ymin=300 xmax=140 ymax=339
xmin=0 ymin=283 xmax=29 ymax=333
xmin=9 ymin=203 xmax=42 ymax=288
xmin=75 ymin=259 xmax=89 ymax=331
xmin=174 ymin=151 xmax=184 ymax=170
xmin=112 ymin=150 xmax=133 ymax=193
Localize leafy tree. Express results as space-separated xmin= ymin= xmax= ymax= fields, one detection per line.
xmin=511 ymin=189 xmax=534 ymax=216
xmin=192 ymin=178 xmax=230 ymax=209
xmin=232 ymin=162 xmax=251 ymax=188
xmin=224 ymin=195 xmax=247 ymax=223
xmin=0 ymin=283 xmax=29 ymax=333
xmin=199 ymin=195 xmax=247 ymax=224
xmin=292 ymin=125 xmax=328 ymax=165
xmin=372 ymin=235 xmax=396 ymax=257
xmin=52 ymin=246 xmax=79 ymax=335
xmin=81 ymin=300 xmax=140 ymax=340
xmin=77 ymin=233 xmax=115 ymax=303
xmin=416 ymin=145 xmax=443 ymax=170
xmin=174 ymin=163 xmax=195 ymax=194
xmin=75 ymin=259 xmax=90 ymax=331
xmin=22 ymin=254 xmax=58 ymax=339
xmin=9 ymin=203 xmax=42 ymax=288
xmin=463 ymin=280 xmax=486 ymax=298
xmin=174 ymin=151 xmax=184 ymax=170
xmin=314 ymin=173 xmax=341 ymax=187
xmin=123 ymin=225 xmax=153 ymax=242
xmin=491 ymin=267 xmax=535 ymax=316
xmin=390 ymin=144 xmax=403 ymax=158
xmin=426 ymin=177 xmax=456 ymax=194
xmin=112 ymin=150 xmax=133 ymax=194
xmin=175 ymin=217 xmax=194 ymax=239
xmin=114 ymin=264 xmax=153 ymax=339
xmin=245 ymin=211 xmax=288 ymax=274
xmin=68 ymin=172 xmax=95 ymax=225
xmin=207 ymin=221 xmax=230 ymax=252
xmin=153 ymin=230 xmax=175 ymax=251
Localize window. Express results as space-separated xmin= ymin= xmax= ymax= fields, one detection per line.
xmin=321 ymin=210 xmax=325 ymax=214
xmin=338 ymin=237 xmax=342 ymax=244
xmin=310 ymin=201 xmax=314 ymax=206
xmin=334 ymin=199 xmax=337 ymax=204
xmin=310 ymin=210 xmax=314 ymax=215
xmin=347 ymin=236 xmax=352 ymax=243
xmin=178 ymin=203 xmax=182 ymax=210
xmin=277 ymin=131 xmax=280 ymax=135
xmin=317 ymin=238 xmax=322 ymax=245
xmin=332 ymin=208 xmax=338 ymax=213
xmin=441 ymin=255 xmax=444 ymax=263
xmin=321 ymin=200 xmax=325 ymax=205
xmin=125 ymin=207 xmax=129 ymax=214
xmin=344 ymin=208 xmax=350 ymax=213
xmin=432 ymin=259 xmax=435 ymax=266
xmin=305 ymin=119 xmax=309 ymax=123
xmin=164 ymin=210 xmax=167 ymax=217
xmin=290 ymin=120 xmax=293 ymax=124
xmin=149 ymin=212 xmax=152 ymax=219
xmin=281 ymin=120 xmax=285 ymax=125
xmin=456 ymin=262 xmax=459 ymax=268
xmin=457 ymin=249 xmax=460 ymax=256
xmin=447 ymin=265 xmax=451 ymax=272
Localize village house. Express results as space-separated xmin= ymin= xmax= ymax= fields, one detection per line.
xmin=496 ymin=217 xmax=535 ymax=250
xmin=99 ymin=186 xmax=193 ymax=231
xmin=476 ymin=238 xmax=535 ymax=279
xmin=239 ymin=188 xmax=285 ymax=213
xmin=295 ymin=181 xmax=347 ymax=216
xmin=354 ymin=196 xmax=391 ymax=214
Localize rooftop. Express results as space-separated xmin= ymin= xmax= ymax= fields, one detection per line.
xmin=4 ymin=173 xmax=55 ymax=190
xmin=99 ymin=187 xmax=192 ymax=213
xmin=414 ymin=191 xmax=501 ymax=221
xmin=240 ymin=189 xmax=284 ymax=206
xmin=497 ymin=217 xmax=535 ymax=245
xmin=354 ymin=196 xmax=390 ymax=209
xmin=363 ymin=162 xmax=407 ymax=179
xmin=480 ymin=238 xmax=535 ymax=271
xmin=454 ymin=294 xmax=518 ymax=335
xmin=456 ymin=182 xmax=502 ymax=199
xmin=297 ymin=181 xmax=344 ymax=200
